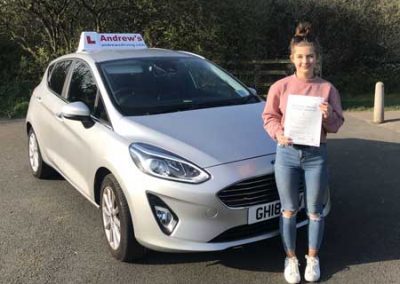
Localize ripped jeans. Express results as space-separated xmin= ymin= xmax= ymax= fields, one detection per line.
xmin=274 ymin=143 xmax=328 ymax=253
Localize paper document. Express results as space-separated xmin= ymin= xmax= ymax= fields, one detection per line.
xmin=284 ymin=95 xmax=323 ymax=147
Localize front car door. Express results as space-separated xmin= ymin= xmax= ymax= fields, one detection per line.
xmin=55 ymin=59 xmax=112 ymax=198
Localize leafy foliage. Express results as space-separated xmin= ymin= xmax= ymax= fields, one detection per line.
xmin=1 ymin=0 xmax=400 ymax=117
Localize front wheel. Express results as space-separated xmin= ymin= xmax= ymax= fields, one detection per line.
xmin=100 ymin=174 xmax=147 ymax=261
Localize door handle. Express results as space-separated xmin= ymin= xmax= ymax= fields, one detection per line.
xmin=36 ymin=95 xmax=42 ymax=102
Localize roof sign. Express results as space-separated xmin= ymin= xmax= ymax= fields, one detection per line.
xmin=77 ymin=32 xmax=147 ymax=52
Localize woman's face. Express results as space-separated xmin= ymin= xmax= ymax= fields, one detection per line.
xmin=290 ymin=44 xmax=317 ymax=78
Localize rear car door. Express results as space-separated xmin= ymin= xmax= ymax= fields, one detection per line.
xmin=35 ymin=60 xmax=72 ymax=167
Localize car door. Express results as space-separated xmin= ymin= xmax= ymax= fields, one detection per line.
xmin=54 ymin=59 xmax=111 ymax=197
xmin=34 ymin=60 xmax=72 ymax=167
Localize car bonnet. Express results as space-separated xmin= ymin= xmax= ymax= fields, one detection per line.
xmin=115 ymin=102 xmax=276 ymax=168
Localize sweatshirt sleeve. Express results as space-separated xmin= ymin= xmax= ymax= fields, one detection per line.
xmin=323 ymin=86 xmax=344 ymax=133
xmin=262 ymin=84 xmax=284 ymax=140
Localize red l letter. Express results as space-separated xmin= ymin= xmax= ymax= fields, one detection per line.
xmin=86 ymin=36 xmax=96 ymax=44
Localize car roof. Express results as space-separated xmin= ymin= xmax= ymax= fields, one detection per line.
xmin=55 ymin=48 xmax=198 ymax=64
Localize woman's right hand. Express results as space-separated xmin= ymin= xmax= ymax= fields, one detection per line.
xmin=276 ymin=133 xmax=293 ymax=146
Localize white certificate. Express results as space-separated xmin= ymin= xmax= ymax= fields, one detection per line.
xmin=284 ymin=95 xmax=323 ymax=147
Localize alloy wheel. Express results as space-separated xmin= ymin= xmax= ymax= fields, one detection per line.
xmin=102 ymin=186 xmax=121 ymax=250
xmin=29 ymin=132 xmax=39 ymax=172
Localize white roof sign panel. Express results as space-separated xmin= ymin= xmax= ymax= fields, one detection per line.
xmin=77 ymin=32 xmax=147 ymax=52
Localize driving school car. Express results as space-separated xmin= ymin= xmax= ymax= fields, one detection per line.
xmin=26 ymin=32 xmax=321 ymax=261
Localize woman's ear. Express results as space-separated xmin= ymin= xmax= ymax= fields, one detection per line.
xmin=289 ymin=54 xmax=294 ymax=64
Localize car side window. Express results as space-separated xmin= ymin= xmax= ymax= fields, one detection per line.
xmin=48 ymin=60 xmax=72 ymax=96
xmin=68 ymin=61 xmax=97 ymax=113
xmin=47 ymin=64 xmax=54 ymax=81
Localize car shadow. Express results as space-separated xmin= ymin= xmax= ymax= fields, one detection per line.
xmin=139 ymin=138 xmax=400 ymax=280
xmin=45 ymin=170 xmax=64 ymax=180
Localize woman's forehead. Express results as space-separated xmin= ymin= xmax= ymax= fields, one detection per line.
xmin=292 ymin=44 xmax=316 ymax=55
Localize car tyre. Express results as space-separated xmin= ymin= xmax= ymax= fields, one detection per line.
xmin=28 ymin=128 xmax=54 ymax=178
xmin=100 ymin=174 xmax=147 ymax=262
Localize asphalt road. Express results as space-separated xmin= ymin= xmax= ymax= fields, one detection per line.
xmin=1 ymin=113 xmax=400 ymax=284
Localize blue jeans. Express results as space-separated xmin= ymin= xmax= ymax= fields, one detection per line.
xmin=274 ymin=144 xmax=328 ymax=252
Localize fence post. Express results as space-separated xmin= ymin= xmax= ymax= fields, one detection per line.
xmin=373 ymin=82 xmax=384 ymax=123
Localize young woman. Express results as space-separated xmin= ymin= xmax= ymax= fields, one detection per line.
xmin=262 ymin=22 xmax=344 ymax=283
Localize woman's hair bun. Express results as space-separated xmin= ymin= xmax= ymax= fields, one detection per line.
xmin=290 ymin=21 xmax=320 ymax=58
xmin=295 ymin=22 xmax=313 ymax=38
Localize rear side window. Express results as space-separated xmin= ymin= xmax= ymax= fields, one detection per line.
xmin=48 ymin=60 xmax=72 ymax=96
xmin=67 ymin=61 xmax=98 ymax=113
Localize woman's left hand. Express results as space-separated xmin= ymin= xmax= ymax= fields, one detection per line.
xmin=320 ymin=102 xmax=332 ymax=120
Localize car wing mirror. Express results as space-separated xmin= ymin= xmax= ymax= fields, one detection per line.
xmin=62 ymin=101 xmax=91 ymax=121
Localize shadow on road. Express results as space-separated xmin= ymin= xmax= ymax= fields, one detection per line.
xmin=139 ymin=138 xmax=400 ymax=280
xmin=320 ymin=138 xmax=400 ymax=280
xmin=383 ymin=118 xmax=400 ymax=123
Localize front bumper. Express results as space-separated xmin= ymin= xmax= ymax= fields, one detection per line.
xmin=122 ymin=154 xmax=308 ymax=252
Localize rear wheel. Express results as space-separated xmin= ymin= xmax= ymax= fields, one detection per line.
xmin=28 ymin=128 xmax=54 ymax=178
xmin=100 ymin=174 xmax=147 ymax=261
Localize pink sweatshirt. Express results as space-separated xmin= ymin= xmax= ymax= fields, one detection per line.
xmin=262 ymin=74 xmax=344 ymax=143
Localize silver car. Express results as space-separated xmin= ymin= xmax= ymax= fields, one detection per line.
xmin=26 ymin=46 xmax=320 ymax=261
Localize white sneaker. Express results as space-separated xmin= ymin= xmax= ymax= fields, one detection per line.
xmin=284 ymin=257 xmax=300 ymax=284
xmin=304 ymin=255 xmax=320 ymax=282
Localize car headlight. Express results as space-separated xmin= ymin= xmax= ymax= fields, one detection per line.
xmin=129 ymin=143 xmax=210 ymax=183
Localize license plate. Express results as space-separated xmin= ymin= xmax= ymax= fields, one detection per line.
xmin=248 ymin=193 xmax=305 ymax=224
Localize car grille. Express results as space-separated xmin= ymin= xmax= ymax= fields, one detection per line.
xmin=217 ymin=174 xmax=280 ymax=208
xmin=209 ymin=210 xmax=307 ymax=243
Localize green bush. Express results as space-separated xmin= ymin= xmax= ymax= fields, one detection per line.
xmin=0 ymin=80 xmax=34 ymax=118
xmin=12 ymin=101 xmax=29 ymax=118
xmin=1 ymin=0 xmax=400 ymax=117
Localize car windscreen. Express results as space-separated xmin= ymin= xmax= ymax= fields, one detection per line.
xmin=99 ymin=57 xmax=260 ymax=116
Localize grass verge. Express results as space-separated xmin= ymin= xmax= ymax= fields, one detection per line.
xmin=342 ymin=93 xmax=400 ymax=111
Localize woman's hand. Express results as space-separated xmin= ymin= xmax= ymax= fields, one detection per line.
xmin=320 ymin=102 xmax=333 ymax=120
xmin=276 ymin=133 xmax=293 ymax=146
